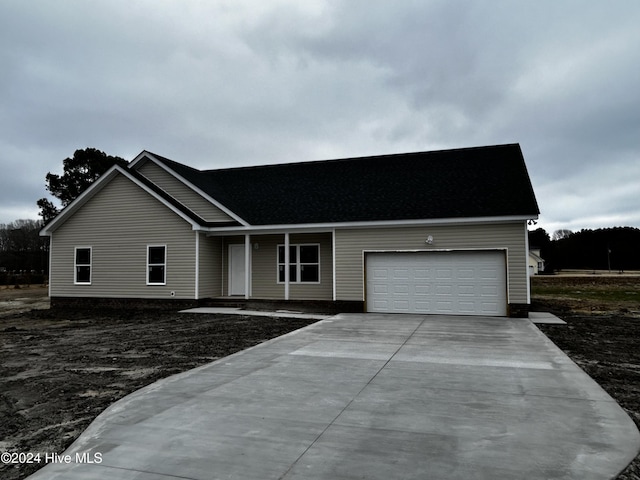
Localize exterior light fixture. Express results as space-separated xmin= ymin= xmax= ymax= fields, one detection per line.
xmin=426 ymin=235 xmax=434 ymax=245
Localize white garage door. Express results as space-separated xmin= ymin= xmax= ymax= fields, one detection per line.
xmin=366 ymin=251 xmax=507 ymax=316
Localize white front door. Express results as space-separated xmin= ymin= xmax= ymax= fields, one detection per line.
xmin=229 ymin=244 xmax=246 ymax=296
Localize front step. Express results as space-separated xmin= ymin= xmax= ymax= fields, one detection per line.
xmin=197 ymin=298 xmax=364 ymax=314
xmin=198 ymin=298 xmax=247 ymax=309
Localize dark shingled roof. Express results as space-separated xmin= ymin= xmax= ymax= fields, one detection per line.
xmin=143 ymin=144 xmax=539 ymax=226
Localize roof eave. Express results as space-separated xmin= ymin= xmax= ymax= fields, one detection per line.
xmin=203 ymin=214 xmax=539 ymax=236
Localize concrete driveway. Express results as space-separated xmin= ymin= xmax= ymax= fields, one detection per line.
xmin=29 ymin=314 xmax=640 ymax=479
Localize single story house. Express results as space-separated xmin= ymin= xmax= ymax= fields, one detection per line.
xmin=528 ymin=248 xmax=545 ymax=275
xmin=40 ymin=143 xmax=540 ymax=317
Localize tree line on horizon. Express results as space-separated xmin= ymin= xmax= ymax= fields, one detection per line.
xmin=0 ymin=148 xmax=126 ymax=285
xmin=0 ymin=219 xmax=48 ymax=284
xmin=529 ymin=226 xmax=640 ymax=273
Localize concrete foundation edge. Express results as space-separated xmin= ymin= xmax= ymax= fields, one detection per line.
xmin=50 ymin=297 xmax=365 ymax=314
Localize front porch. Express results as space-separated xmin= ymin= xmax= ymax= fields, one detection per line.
xmin=202 ymin=231 xmax=335 ymax=302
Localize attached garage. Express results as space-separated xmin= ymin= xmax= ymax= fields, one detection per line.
xmin=42 ymin=144 xmax=538 ymax=316
xmin=365 ymin=250 xmax=507 ymax=316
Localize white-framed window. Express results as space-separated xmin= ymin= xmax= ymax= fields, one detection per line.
xmin=74 ymin=247 xmax=92 ymax=284
xmin=147 ymin=245 xmax=166 ymax=285
xmin=277 ymin=244 xmax=320 ymax=283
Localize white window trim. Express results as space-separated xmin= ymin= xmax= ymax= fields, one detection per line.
xmin=147 ymin=245 xmax=167 ymax=286
xmin=277 ymin=243 xmax=321 ymax=284
xmin=74 ymin=246 xmax=92 ymax=285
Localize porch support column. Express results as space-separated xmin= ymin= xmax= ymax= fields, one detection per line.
xmin=332 ymin=228 xmax=337 ymax=301
xmin=244 ymin=234 xmax=250 ymax=300
xmin=194 ymin=231 xmax=200 ymax=300
xmin=523 ymin=221 xmax=530 ymax=304
xmin=284 ymin=232 xmax=290 ymax=301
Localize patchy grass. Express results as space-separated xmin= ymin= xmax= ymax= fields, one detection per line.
xmin=532 ymin=275 xmax=640 ymax=480
xmin=533 ymin=277 xmax=640 ymax=303
xmin=531 ymin=276 xmax=640 ymax=315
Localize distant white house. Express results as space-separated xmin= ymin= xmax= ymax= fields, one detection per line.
xmin=529 ymin=248 xmax=545 ymax=275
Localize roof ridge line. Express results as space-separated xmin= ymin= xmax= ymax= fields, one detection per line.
xmin=201 ymin=142 xmax=522 ymax=173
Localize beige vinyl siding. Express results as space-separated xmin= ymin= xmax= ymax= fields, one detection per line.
xmin=246 ymin=234 xmax=281 ymax=298
xmin=334 ymin=222 xmax=528 ymax=304
xmin=222 ymin=233 xmax=333 ymax=300
xmin=136 ymin=160 xmax=234 ymax=223
xmin=198 ymin=234 xmax=222 ymax=298
xmin=50 ymin=174 xmax=196 ymax=299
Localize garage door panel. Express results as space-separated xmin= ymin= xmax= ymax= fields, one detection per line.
xmin=481 ymin=302 xmax=500 ymax=315
xmin=393 ymin=269 xmax=409 ymax=280
xmin=458 ymin=284 xmax=474 ymax=295
xmin=372 ymin=284 xmax=388 ymax=294
xmin=435 ymin=300 xmax=454 ymax=313
xmin=458 ymin=301 xmax=476 ymax=313
xmin=374 ymin=267 xmax=390 ymax=277
xmin=366 ymin=251 xmax=507 ymax=316
xmin=414 ymin=301 xmax=430 ymax=312
xmin=372 ymin=299 xmax=389 ymax=310
xmin=393 ymin=300 xmax=410 ymax=311
xmin=414 ymin=268 xmax=430 ymax=279
xmin=458 ymin=269 xmax=475 ymax=280
xmin=415 ymin=285 xmax=430 ymax=295
xmin=480 ymin=268 xmax=500 ymax=279
xmin=394 ymin=284 xmax=409 ymax=294
xmin=481 ymin=285 xmax=498 ymax=296
xmin=436 ymin=268 xmax=453 ymax=280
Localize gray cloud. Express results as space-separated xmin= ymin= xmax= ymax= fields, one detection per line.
xmin=1 ymin=0 xmax=639 ymax=234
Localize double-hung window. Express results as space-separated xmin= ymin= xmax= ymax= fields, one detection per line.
xmin=277 ymin=244 xmax=320 ymax=283
xmin=147 ymin=245 xmax=166 ymax=285
xmin=74 ymin=247 xmax=92 ymax=284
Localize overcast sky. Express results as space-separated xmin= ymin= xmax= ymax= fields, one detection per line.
xmin=1 ymin=1 xmax=638 ymax=234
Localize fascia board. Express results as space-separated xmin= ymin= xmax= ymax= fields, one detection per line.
xmin=529 ymin=252 xmax=544 ymax=261
xmin=40 ymin=165 xmax=201 ymax=236
xmin=141 ymin=153 xmax=249 ymax=226
xmin=128 ymin=150 xmax=153 ymax=169
xmin=203 ymin=214 xmax=538 ymax=236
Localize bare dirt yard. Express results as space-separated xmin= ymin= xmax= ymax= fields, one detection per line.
xmin=533 ymin=275 xmax=640 ymax=480
xmin=1 ymin=278 xmax=639 ymax=479
xmin=0 ymin=287 xmax=317 ymax=480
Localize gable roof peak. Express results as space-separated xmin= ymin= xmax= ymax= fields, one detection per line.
xmin=127 ymin=143 xmax=538 ymax=227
